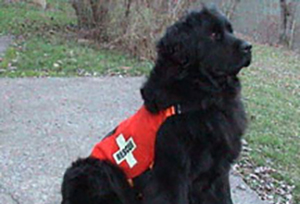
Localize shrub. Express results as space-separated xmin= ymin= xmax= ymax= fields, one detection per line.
xmin=70 ymin=0 xmax=197 ymax=60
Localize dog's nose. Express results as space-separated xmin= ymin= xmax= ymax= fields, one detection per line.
xmin=240 ymin=41 xmax=252 ymax=53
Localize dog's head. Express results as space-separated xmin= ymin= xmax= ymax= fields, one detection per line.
xmin=142 ymin=6 xmax=252 ymax=112
xmin=156 ymin=6 xmax=252 ymax=80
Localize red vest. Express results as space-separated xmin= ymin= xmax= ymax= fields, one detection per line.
xmin=91 ymin=105 xmax=176 ymax=179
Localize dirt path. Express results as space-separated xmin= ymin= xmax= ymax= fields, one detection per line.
xmin=0 ymin=77 xmax=270 ymax=204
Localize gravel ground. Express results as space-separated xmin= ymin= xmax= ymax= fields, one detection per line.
xmin=0 ymin=77 xmax=270 ymax=204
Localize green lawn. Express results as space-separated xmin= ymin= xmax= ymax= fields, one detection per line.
xmin=0 ymin=1 xmax=299 ymax=203
xmin=240 ymin=45 xmax=300 ymax=202
xmin=0 ymin=36 xmax=152 ymax=77
xmin=0 ymin=0 xmax=152 ymax=77
xmin=0 ymin=0 xmax=74 ymax=36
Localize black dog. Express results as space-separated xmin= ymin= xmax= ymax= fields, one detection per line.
xmin=61 ymin=6 xmax=252 ymax=204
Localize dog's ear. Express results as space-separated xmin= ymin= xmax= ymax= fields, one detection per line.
xmin=184 ymin=10 xmax=203 ymax=27
xmin=140 ymin=87 xmax=160 ymax=113
xmin=156 ymin=38 xmax=191 ymax=81
xmin=156 ymin=22 xmax=194 ymax=68
xmin=156 ymin=25 xmax=182 ymax=55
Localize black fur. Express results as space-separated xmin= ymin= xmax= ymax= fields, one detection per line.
xmin=61 ymin=6 xmax=252 ymax=204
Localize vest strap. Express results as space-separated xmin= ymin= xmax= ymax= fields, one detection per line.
xmin=126 ymin=104 xmax=197 ymax=188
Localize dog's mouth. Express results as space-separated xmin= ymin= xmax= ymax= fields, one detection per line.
xmin=231 ymin=54 xmax=252 ymax=75
xmin=242 ymin=53 xmax=252 ymax=68
xmin=213 ymin=59 xmax=251 ymax=77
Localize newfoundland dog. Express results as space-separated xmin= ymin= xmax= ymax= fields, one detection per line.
xmin=61 ymin=6 xmax=252 ymax=204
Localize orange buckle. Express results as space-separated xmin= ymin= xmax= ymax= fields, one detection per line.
xmin=165 ymin=106 xmax=176 ymax=117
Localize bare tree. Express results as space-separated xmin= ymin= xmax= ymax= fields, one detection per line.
xmin=223 ymin=0 xmax=241 ymax=20
xmin=70 ymin=0 xmax=111 ymax=30
xmin=125 ymin=0 xmax=132 ymax=17
xmin=70 ymin=0 xmax=94 ymax=29
xmin=279 ymin=0 xmax=298 ymax=48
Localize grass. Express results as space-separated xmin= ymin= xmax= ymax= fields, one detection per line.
xmin=0 ymin=36 xmax=152 ymax=77
xmin=240 ymin=44 xmax=300 ymax=202
xmin=0 ymin=0 xmax=300 ymax=203
xmin=0 ymin=0 xmax=152 ymax=77
xmin=0 ymin=0 xmax=75 ymax=36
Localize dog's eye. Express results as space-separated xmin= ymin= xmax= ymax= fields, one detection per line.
xmin=210 ymin=32 xmax=222 ymax=41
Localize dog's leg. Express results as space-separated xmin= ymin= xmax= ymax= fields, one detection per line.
xmin=208 ymin=171 xmax=233 ymax=204
xmin=142 ymin=126 xmax=189 ymax=204
xmin=189 ymin=169 xmax=233 ymax=204
xmin=61 ymin=157 xmax=138 ymax=204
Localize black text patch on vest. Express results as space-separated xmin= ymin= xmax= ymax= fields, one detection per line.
xmin=113 ymin=134 xmax=137 ymax=168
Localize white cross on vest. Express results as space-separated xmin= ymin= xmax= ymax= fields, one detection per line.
xmin=113 ymin=134 xmax=137 ymax=168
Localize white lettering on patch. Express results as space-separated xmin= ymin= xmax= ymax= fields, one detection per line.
xmin=113 ymin=134 xmax=137 ymax=168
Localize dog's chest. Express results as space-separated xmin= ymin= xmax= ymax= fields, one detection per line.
xmin=184 ymin=106 xmax=246 ymax=179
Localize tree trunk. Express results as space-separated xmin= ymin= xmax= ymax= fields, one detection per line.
xmin=70 ymin=0 xmax=112 ymax=30
xmin=90 ymin=0 xmax=111 ymax=27
xmin=70 ymin=0 xmax=95 ymax=29
xmin=280 ymin=0 xmax=289 ymax=46
xmin=279 ymin=0 xmax=298 ymax=48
